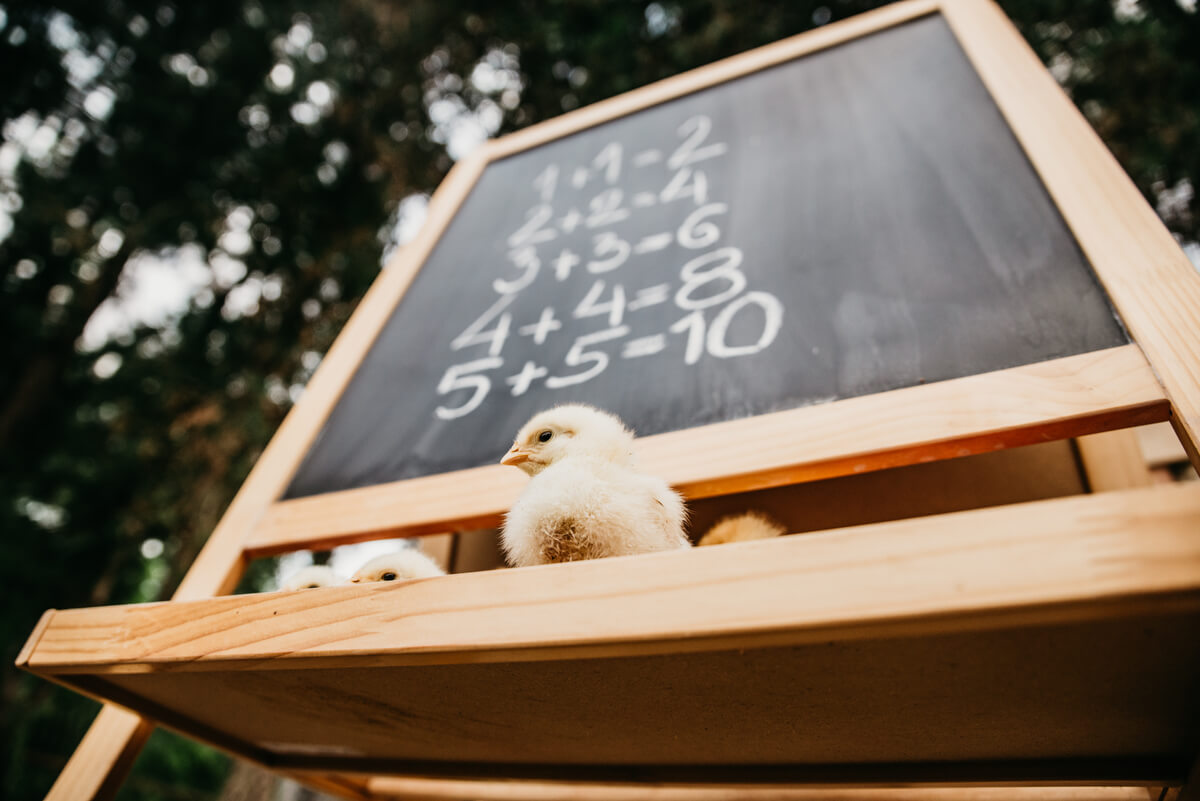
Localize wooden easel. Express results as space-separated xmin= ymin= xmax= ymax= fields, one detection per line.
xmin=21 ymin=2 xmax=1200 ymax=799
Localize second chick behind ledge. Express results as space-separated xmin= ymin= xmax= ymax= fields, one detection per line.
xmin=697 ymin=511 xmax=787 ymax=546
xmin=350 ymin=549 xmax=446 ymax=583
xmin=500 ymin=404 xmax=689 ymax=567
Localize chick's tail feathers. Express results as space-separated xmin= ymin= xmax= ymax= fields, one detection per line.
xmin=697 ymin=511 xmax=787 ymax=547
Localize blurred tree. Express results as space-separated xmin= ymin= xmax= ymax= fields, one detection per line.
xmin=1 ymin=0 xmax=1196 ymax=799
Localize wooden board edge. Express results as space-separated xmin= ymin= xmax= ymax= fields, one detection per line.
xmin=418 ymin=534 xmax=456 ymax=573
xmin=938 ymin=0 xmax=1200 ymax=470
xmin=22 ymin=484 xmax=1200 ymax=675
xmin=16 ymin=609 xmax=55 ymax=669
xmin=43 ymin=514 xmax=255 ymax=801
xmin=244 ymin=345 xmax=1168 ymax=555
xmin=1075 ymin=429 xmax=1158 ymax=492
xmin=676 ymin=398 xmax=1166 ymax=497
xmin=1137 ymin=423 xmax=1190 ymax=468
xmin=287 ymin=772 xmax=375 ymax=801
xmin=483 ymin=0 xmax=939 ymax=160
xmin=1169 ymin=417 xmax=1200 ymax=472
xmin=271 ymin=757 xmax=1190 ymax=787
xmin=247 ymin=399 xmax=1167 ymax=557
xmin=43 ymin=672 xmax=279 ymax=770
xmin=41 ymin=682 xmax=371 ymax=801
xmin=361 ymin=777 xmax=1166 ymax=801
xmin=40 ymin=705 xmax=155 ymax=801
xmin=27 ymin=589 xmax=1200 ymax=678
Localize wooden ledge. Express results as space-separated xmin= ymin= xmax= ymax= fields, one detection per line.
xmin=23 ymin=483 xmax=1200 ymax=673
xmin=18 ymin=485 xmax=1200 ymax=784
xmin=247 ymin=344 xmax=1167 ymax=556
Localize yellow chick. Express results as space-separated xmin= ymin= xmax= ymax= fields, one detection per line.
xmin=697 ymin=511 xmax=787 ymax=546
xmin=500 ymin=404 xmax=689 ymax=567
xmin=280 ymin=565 xmax=342 ymax=590
xmin=349 ymin=549 xmax=446 ymax=583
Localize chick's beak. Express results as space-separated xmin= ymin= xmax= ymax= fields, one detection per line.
xmin=501 ymin=444 xmax=530 ymax=466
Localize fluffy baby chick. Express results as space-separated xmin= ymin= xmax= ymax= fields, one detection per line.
xmin=697 ymin=511 xmax=787 ymax=547
xmin=280 ymin=564 xmax=342 ymax=591
xmin=349 ymin=549 xmax=446 ymax=583
xmin=500 ymin=404 xmax=689 ymax=567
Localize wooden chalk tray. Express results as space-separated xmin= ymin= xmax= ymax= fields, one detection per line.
xmin=19 ymin=484 xmax=1200 ymax=786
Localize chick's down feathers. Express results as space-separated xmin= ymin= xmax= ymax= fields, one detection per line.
xmin=500 ymin=404 xmax=689 ymax=567
xmin=697 ymin=511 xmax=787 ymax=546
xmin=350 ymin=549 xmax=446 ymax=583
xmin=280 ymin=565 xmax=342 ymax=591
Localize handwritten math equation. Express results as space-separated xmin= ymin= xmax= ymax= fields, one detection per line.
xmin=434 ymin=114 xmax=784 ymax=421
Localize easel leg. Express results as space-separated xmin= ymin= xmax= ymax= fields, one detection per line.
xmin=42 ymin=707 xmax=153 ymax=801
xmin=41 ymin=528 xmax=250 ymax=798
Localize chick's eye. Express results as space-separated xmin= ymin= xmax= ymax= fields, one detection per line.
xmin=538 ymin=430 xmax=553 ymax=443
xmin=381 ymin=571 xmax=397 ymax=581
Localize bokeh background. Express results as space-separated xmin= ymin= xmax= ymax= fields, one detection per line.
xmin=2 ymin=1 xmax=1198 ymax=799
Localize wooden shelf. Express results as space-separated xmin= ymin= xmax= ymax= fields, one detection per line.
xmin=19 ymin=485 xmax=1200 ymax=785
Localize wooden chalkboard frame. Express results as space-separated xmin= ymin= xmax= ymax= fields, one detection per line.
xmin=32 ymin=1 xmax=1200 ymax=800
xmin=237 ymin=0 xmax=1199 ymax=555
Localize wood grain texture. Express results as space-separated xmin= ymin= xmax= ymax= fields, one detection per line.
xmin=450 ymin=528 xmax=507 ymax=574
xmin=29 ymin=619 xmax=1200 ymax=783
xmin=941 ymin=0 xmax=1200 ymax=468
xmin=38 ymin=706 xmax=154 ymax=801
xmin=418 ymin=534 xmax=455 ymax=573
xmin=24 ymin=483 xmax=1200 ymax=672
xmin=292 ymin=773 xmax=372 ymax=801
xmin=247 ymin=345 xmax=1165 ymax=555
xmin=1075 ymin=430 xmax=1156 ymax=492
xmin=34 ymin=626 xmax=1200 ymax=784
xmin=685 ymin=438 xmax=1087 ymax=540
xmin=22 ymin=485 xmax=1200 ymax=782
xmin=16 ymin=609 xmax=55 ymax=668
xmin=1138 ymin=423 xmax=1189 ymax=468
xmin=365 ymin=778 xmax=1160 ymax=801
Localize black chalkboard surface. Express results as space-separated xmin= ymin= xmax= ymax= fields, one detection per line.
xmin=284 ymin=14 xmax=1127 ymax=499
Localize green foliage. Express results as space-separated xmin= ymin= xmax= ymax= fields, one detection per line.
xmin=1001 ymin=0 xmax=1200 ymax=237
xmin=114 ymin=731 xmax=231 ymax=801
xmin=1 ymin=1 xmax=1196 ymax=799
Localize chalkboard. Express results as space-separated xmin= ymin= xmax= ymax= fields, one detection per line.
xmin=284 ymin=13 xmax=1127 ymax=499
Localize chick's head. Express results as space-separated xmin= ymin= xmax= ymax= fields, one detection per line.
xmin=349 ymin=550 xmax=446 ymax=583
xmin=280 ymin=565 xmax=342 ymax=591
xmin=501 ymin=403 xmax=635 ymax=476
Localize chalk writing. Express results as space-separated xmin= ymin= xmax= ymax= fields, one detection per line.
xmin=434 ymin=113 xmax=782 ymax=420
